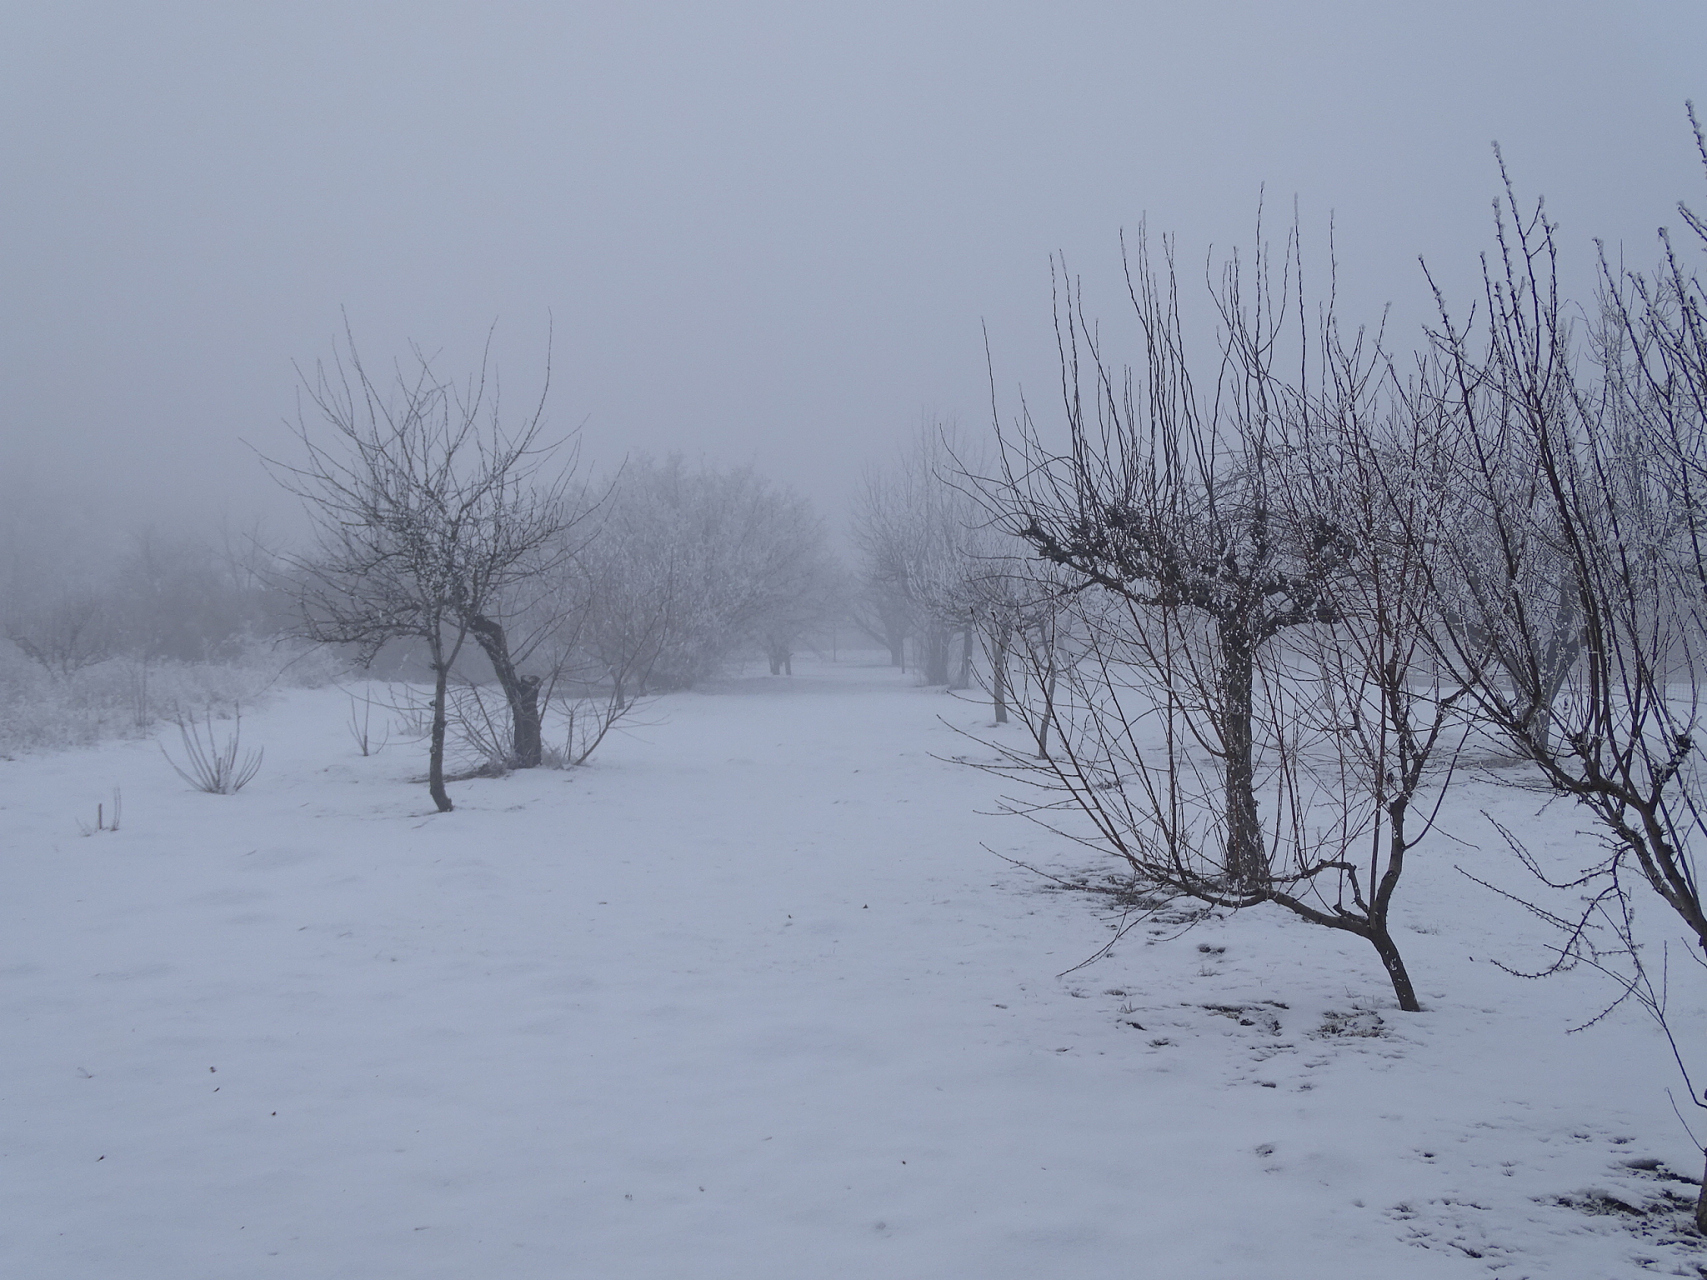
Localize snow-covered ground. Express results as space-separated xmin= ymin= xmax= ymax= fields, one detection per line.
xmin=3 ymin=658 xmax=1704 ymax=1278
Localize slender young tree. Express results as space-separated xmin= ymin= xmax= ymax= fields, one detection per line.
xmin=1275 ymin=337 xmax=1475 ymax=1012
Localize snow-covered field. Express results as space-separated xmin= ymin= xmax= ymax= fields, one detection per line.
xmin=3 ymin=658 xmax=1704 ymax=1278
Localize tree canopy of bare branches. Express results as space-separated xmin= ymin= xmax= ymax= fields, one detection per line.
xmin=968 ymin=218 xmax=1490 ymax=1012
xmin=264 ymin=329 xmax=573 ymax=810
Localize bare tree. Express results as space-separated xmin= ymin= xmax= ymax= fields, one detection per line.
xmin=1277 ymin=338 xmax=1476 ymax=1012
xmin=1425 ymin=172 xmax=1707 ymax=947
xmin=848 ymin=571 xmax=914 ymax=667
xmin=1599 ymin=104 xmax=1707 ymax=606
xmin=572 ymin=515 xmax=677 ymax=711
xmin=537 ymin=455 xmax=838 ymax=726
xmin=985 ymin=229 xmax=1344 ymax=893
xmin=266 ymin=330 xmax=571 ymax=810
xmin=4 ymin=589 xmax=113 ymax=679
xmin=853 ymin=422 xmax=984 ymax=687
xmin=1423 ymin=144 xmax=1707 ymax=1219
xmin=971 ymin=220 xmax=1479 ymax=1010
xmin=758 ymin=559 xmax=840 ymax=676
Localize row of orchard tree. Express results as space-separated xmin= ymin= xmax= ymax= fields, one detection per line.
xmin=1 ymin=339 xmax=841 ymax=778
xmin=266 ymin=336 xmax=841 ymax=811
xmin=851 ymin=423 xmax=1070 ymax=743
xmin=864 ymin=125 xmax=1707 ymax=1220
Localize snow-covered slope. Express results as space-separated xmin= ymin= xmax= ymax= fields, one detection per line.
xmin=2 ymin=660 xmax=1702 ymax=1278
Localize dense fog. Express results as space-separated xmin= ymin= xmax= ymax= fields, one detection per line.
xmin=8 ymin=5 xmax=1707 ymax=1275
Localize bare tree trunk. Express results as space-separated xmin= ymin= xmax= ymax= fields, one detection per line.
xmin=428 ymin=648 xmax=453 ymax=813
xmin=1366 ymin=923 xmax=1420 ymax=1012
xmin=1218 ymin=620 xmax=1264 ymax=892
xmin=1518 ymin=700 xmax=1553 ymax=758
xmin=951 ymin=624 xmax=974 ymax=689
xmin=992 ymin=624 xmax=1010 ymax=724
xmin=924 ymin=625 xmax=951 ymax=684
xmin=1270 ymin=887 xmax=1424 ymax=1013
xmin=513 ymin=675 xmax=543 ymax=766
xmin=1371 ymin=797 xmax=1423 ymax=1012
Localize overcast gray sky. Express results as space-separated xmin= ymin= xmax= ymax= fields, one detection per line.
xmin=3 ymin=2 xmax=1704 ymax=554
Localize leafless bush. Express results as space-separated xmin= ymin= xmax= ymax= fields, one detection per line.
xmin=162 ymin=704 xmax=263 ymax=794
xmin=344 ymin=687 xmax=389 ymax=756
xmin=0 ymin=639 xmax=336 ymax=757
xmin=542 ymin=687 xmax=642 ymax=769
xmin=5 ymin=590 xmax=114 ymax=680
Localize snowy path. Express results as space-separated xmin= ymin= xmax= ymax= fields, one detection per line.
xmin=3 ymin=661 xmax=1703 ymax=1277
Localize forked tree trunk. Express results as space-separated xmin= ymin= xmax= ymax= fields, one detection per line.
xmin=1270 ymin=888 xmax=1425 ymax=1014
xmin=1267 ymin=725 xmax=1427 ymax=1013
xmin=468 ymin=614 xmax=543 ymax=768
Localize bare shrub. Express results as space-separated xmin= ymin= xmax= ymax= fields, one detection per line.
xmin=542 ymin=686 xmax=642 ymax=769
xmin=162 ymin=704 xmax=263 ymax=794
xmin=0 ymin=638 xmax=337 ymax=757
xmin=345 ymin=686 xmax=389 ymax=757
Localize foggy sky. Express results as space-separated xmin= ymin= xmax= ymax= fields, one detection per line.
xmin=3 ymin=2 xmax=1703 ymax=555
